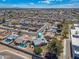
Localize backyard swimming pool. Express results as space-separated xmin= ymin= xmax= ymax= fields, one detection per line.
xmin=4 ymin=39 xmax=12 ymax=43
xmin=18 ymin=44 xmax=27 ymax=49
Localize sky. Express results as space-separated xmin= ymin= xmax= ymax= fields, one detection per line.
xmin=0 ymin=0 xmax=79 ymax=8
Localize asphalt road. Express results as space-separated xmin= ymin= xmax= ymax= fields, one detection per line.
xmin=0 ymin=51 xmax=25 ymax=59
xmin=0 ymin=42 xmax=44 ymax=59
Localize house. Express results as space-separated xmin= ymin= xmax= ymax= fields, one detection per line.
xmin=32 ymin=32 xmax=48 ymax=46
xmin=15 ymin=34 xmax=31 ymax=44
xmin=70 ymin=24 xmax=79 ymax=59
xmin=33 ymin=38 xmax=47 ymax=46
xmin=14 ymin=34 xmax=31 ymax=49
xmin=6 ymin=33 xmax=19 ymax=40
xmin=3 ymin=32 xmax=19 ymax=44
xmin=50 ymin=26 xmax=62 ymax=35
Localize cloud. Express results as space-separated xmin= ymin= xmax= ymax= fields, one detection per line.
xmin=0 ymin=0 xmax=79 ymax=8
xmin=29 ymin=2 xmax=34 ymax=5
xmin=2 ymin=0 xmax=6 ymax=2
xmin=39 ymin=0 xmax=63 ymax=4
xmin=12 ymin=3 xmax=79 ymax=8
xmin=39 ymin=0 xmax=52 ymax=4
xmin=51 ymin=3 xmax=79 ymax=8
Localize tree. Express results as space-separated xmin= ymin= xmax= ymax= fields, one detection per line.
xmin=47 ymin=37 xmax=63 ymax=59
xmin=9 ymin=14 xmax=13 ymax=18
xmin=62 ymin=19 xmax=66 ymax=24
xmin=0 ymin=18 xmax=5 ymax=23
xmin=57 ymin=24 xmax=63 ymax=29
xmin=0 ymin=38 xmax=3 ymax=41
xmin=2 ymin=18 xmax=5 ymax=23
xmin=18 ymin=31 xmax=23 ymax=36
xmin=61 ymin=30 xmax=67 ymax=39
xmin=11 ymin=21 xmax=19 ymax=29
xmin=33 ymin=47 xmax=42 ymax=55
xmin=14 ymin=41 xmax=19 ymax=46
xmin=61 ymin=23 xmax=69 ymax=39
xmin=11 ymin=21 xmax=18 ymax=25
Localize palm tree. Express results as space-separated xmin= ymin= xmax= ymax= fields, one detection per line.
xmin=33 ymin=47 xmax=42 ymax=55
xmin=61 ymin=22 xmax=69 ymax=39
xmin=0 ymin=38 xmax=3 ymax=40
xmin=46 ymin=37 xmax=63 ymax=59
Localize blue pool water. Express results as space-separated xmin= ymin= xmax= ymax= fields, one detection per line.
xmin=5 ymin=39 xmax=12 ymax=43
xmin=18 ymin=44 xmax=27 ymax=49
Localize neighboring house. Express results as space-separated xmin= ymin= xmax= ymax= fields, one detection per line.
xmin=15 ymin=34 xmax=31 ymax=44
xmin=71 ymin=24 xmax=79 ymax=59
xmin=14 ymin=34 xmax=31 ymax=49
xmin=50 ymin=26 xmax=62 ymax=35
xmin=6 ymin=33 xmax=19 ymax=40
xmin=3 ymin=32 xmax=19 ymax=44
xmin=32 ymin=38 xmax=47 ymax=47
xmin=32 ymin=32 xmax=48 ymax=46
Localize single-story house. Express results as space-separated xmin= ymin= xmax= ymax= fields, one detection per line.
xmin=6 ymin=34 xmax=19 ymax=40
xmin=32 ymin=38 xmax=48 ymax=46
xmin=15 ymin=34 xmax=31 ymax=44
xmin=3 ymin=33 xmax=19 ymax=44
xmin=50 ymin=26 xmax=62 ymax=35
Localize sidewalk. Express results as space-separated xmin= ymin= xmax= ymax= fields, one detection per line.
xmin=64 ymin=39 xmax=71 ymax=59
